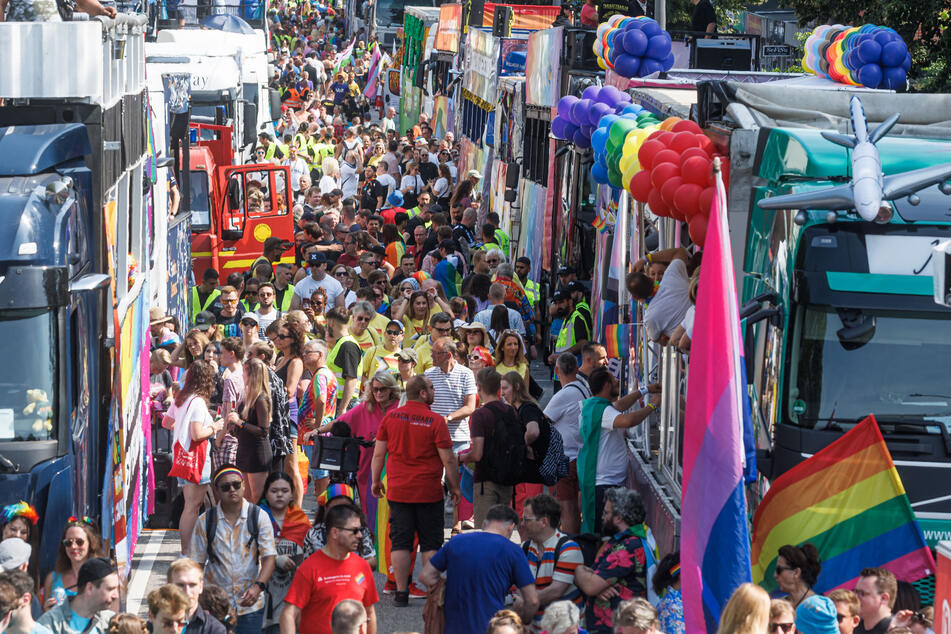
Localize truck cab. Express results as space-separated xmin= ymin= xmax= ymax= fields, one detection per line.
xmin=187 ymin=122 xmax=295 ymax=280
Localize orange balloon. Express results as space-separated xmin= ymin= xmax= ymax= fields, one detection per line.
xmin=659 ymin=117 xmax=682 ymax=131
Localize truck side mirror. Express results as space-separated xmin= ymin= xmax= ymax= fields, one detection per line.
xmin=269 ymin=89 xmax=282 ymax=121
xmin=243 ymin=102 xmax=259 ymax=146
xmin=933 ymin=240 xmax=951 ymax=307
xmin=222 ymin=175 xmax=244 ymax=241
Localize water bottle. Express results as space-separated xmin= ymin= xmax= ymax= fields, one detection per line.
xmin=52 ymin=587 xmax=66 ymax=606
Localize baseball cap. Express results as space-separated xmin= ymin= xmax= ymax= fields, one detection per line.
xmin=77 ymin=557 xmax=116 ymax=590
xmin=349 ymin=223 xmax=362 ymax=233
xmin=240 ymin=313 xmax=260 ymax=326
xmin=194 ymin=311 xmax=216 ymax=328
xmin=557 ymin=265 xmax=575 ymax=276
xmin=567 ymin=281 xmax=586 ymax=295
xmin=0 ymin=538 xmax=31 ymax=571
xmin=387 ymin=191 xmax=404 ymax=207
xmin=394 ymin=348 xmax=418 ymax=363
xmin=467 ymin=169 xmax=482 ymax=180
xmin=795 ymin=595 xmax=839 ymax=634
xmin=428 ymin=203 xmax=443 ymax=214
xmin=264 ymin=237 xmax=291 ymax=251
xmin=551 ymin=290 xmax=569 ymax=302
xmin=369 ymin=245 xmax=386 ymax=256
xmin=307 ymin=251 xmax=327 ymax=264
xmin=387 ymin=319 xmax=404 ymax=332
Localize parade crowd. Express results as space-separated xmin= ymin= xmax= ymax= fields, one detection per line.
xmin=0 ymin=0 xmax=938 ymax=633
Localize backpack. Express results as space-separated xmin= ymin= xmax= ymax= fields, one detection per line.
xmin=205 ymin=503 xmax=261 ymax=566
xmin=519 ymin=404 xmax=570 ymax=486
xmin=479 ymin=401 xmax=527 ymax=486
xmin=268 ymin=369 xmax=294 ymax=458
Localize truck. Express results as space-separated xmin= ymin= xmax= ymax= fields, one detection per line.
xmin=369 ymin=0 xmax=440 ymax=49
xmin=0 ymin=14 xmax=156 ymax=576
xmin=590 ymin=78 xmax=951 ymax=560
xmin=187 ymin=120 xmax=296 ymax=281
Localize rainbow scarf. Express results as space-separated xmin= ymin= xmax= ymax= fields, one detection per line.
xmin=260 ymin=502 xmax=311 ymax=547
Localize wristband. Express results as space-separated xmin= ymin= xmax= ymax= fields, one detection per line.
xmin=255 ymin=581 xmax=267 ymax=592
xmin=647 ymin=402 xmax=657 ymax=412
xmin=646 ymin=252 xmax=652 ymax=264
xmin=638 ymin=386 xmax=649 ymax=399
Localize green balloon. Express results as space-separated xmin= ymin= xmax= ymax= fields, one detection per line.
xmin=608 ymin=164 xmax=622 ymax=188
xmin=607 ymin=119 xmax=638 ymax=152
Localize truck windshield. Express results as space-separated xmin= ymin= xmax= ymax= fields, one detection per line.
xmin=0 ymin=310 xmax=56 ymax=442
xmin=375 ymin=0 xmax=435 ymax=26
xmin=189 ymin=170 xmax=211 ymax=231
xmin=787 ymin=305 xmax=951 ymax=434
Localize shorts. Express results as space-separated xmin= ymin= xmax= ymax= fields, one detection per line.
xmin=554 ymin=459 xmax=579 ymax=502
xmin=388 ymin=500 xmax=444 ymax=553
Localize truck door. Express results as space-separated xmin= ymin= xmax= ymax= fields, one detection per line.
xmin=214 ymin=164 xmax=295 ymax=275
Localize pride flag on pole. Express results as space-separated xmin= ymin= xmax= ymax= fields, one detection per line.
xmin=752 ymin=416 xmax=935 ymax=592
xmin=681 ymin=161 xmax=754 ymax=632
xmin=333 ymin=37 xmax=356 ymax=75
xmin=363 ymin=46 xmax=389 ymax=100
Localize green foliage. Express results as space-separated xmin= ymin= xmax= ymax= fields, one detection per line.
xmin=665 ymin=0 xmax=757 ymax=33
xmin=779 ymin=0 xmax=951 ymax=92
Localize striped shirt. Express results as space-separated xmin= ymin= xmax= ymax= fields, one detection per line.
xmin=524 ymin=531 xmax=585 ymax=632
xmin=424 ymin=363 xmax=476 ymax=442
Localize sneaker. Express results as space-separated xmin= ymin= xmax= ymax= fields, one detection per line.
xmin=382 ymin=580 xmax=396 ymax=595
xmin=408 ymin=582 xmax=427 ymax=599
xmin=394 ymin=590 xmax=409 ymax=607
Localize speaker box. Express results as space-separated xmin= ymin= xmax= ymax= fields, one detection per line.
xmin=694 ymin=38 xmax=753 ymax=71
xmin=492 ymin=5 xmax=513 ymax=37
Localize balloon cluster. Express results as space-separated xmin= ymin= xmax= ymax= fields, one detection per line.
xmin=553 ymin=84 xmax=642 ymax=149
xmin=628 ymin=119 xmax=727 ymax=247
xmin=593 ymin=15 xmax=675 ymax=78
xmin=802 ymin=25 xmax=910 ymax=90
xmin=590 ymin=103 xmax=660 ymax=188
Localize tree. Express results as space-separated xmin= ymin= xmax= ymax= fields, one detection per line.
xmin=779 ymin=0 xmax=951 ymax=92
xmin=665 ymin=0 xmax=755 ymax=33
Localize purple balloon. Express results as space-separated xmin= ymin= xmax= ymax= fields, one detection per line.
xmin=614 ymin=54 xmax=641 ymax=78
xmin=883 ymin=66 xmax=906 ymax=90
xmin=622 ymin=29 xmax=649 ymax=58
xmin=580 ymin=124 xmax=595 ymax=137
xmin=881 ymin=41 xmax=907 ymax=67
xmin=616 ymin=90 xmax=632 ymax=104
xmin=569 ymin=98 xmax=592 ymax=127
xmin=589 ymin=101 xmax=613 ymax=126
xmin=661 ymin=51 xmax=675 ymax=71
xmin=557 ymin=96 xmax=578 ymax=120
xmin=596 ymin=85 xmax=622 ymax=106
xmin=646 ymin=34 xmax=671 ymax=60
xmin=582 ymin=85 xmax=600 ymax=101
xmin=551 ymin=116 xmax=569 ymax=139
xmin=563 ymin=122 xmax=579 ymax=140
xmin=572 ymin=128 xmax=592 ymax=149
xmin=857 ymin=63 xmax=883 ymax=89
xmin=902 ymin=52 xmax=911 ymax=71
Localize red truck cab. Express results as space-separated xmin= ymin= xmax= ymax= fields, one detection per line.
xmin=188 ymin=122 xmax=296 ymax=280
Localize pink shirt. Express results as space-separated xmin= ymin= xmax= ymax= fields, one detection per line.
xmin=339 ymin=401 xmax=396 ymax=514
xmin=580 ymin=3 xmax=598 ymax=27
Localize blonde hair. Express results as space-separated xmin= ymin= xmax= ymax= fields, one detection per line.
xmin=614 ymin=598 xmax=659 ymax=631
xmin=487 ymin=610 xmax=523 ymax=634
xmin=365 ymin=369 xmax=401 ymax=413
xmin=242 ymin=358 xmax=272 ymax=422
xmin=770 ymin=598 xmax=794 ymax=621
xmin=166 ymin=557 xmax=203 ymax=582
xmin=321 ymin=156 xmax=340 ymax=178
xmin=539 ymin=601 xmax=580 ymax=634
xmin=717 ymin=583 xmax=770 ymax=634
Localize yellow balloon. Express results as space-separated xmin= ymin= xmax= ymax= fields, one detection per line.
xmin=597 ymin=56 xmax=607 ymax=70
xmin=622 ymin=161 xmax=641 ymax=191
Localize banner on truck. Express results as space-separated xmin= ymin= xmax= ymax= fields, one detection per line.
xmin=525 ymin=27 xmax=562 ymax=107
xmin=482 ymin=2 xmax=559 ymax=29
xmin=435 ymin=3 xmax=462 ymax=53
xmin=464 ymin=29 xmax=500 ymax=104
xmin=499 ymin=37 xmax=528 ymax=76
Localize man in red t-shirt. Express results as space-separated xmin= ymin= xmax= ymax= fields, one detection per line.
xmin=371 ymin=375 xmax=460 ymax=607
xmin=280 ymin=505 xmax=379 ymax=634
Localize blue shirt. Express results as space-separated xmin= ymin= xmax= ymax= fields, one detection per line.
xmin=430 ymin=532 xmax=535 ymax=634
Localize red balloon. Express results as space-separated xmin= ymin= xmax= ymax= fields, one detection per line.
xmin=696 ymin=134 xmax=715 ymax=157
xmin=654 ymin=131 xmax=674 ymax=146
xmin=698 ymin=187 xmax=716 ymax=218
xmin=647 ymin=130 xmax=665 ymax=141
xmin=689 ymin=213 xmax=708 ymax=247
xmin=638 ymin=139 xmax=666 ymax=171
xmin=670 ymin=131 xmax=701 ymax=154
xmin=648 ymin=187 xmax=670 ymax=217
xmin=653 ymin=149 xmax=681 ymax=167
xmin=630 ymin=170 xmax=653 ymax=203
xmin=660 ymin=176 xmax=683 ymax=209
xmin=674 ymin=183 xmax=703 ymax=219
xmin=651 ymin=162 xmax=681 ymax=191
xmin=679 ymin=147 xmax=708 ymax=168
xmin=682 ymin=155 xmax=712 ymax=187
xmin=672 ymin=119 xmax=703 ymax=135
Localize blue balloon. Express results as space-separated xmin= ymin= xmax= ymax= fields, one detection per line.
xmin=608 ymin=28 xmax=625 ymax=49
xmin=591 ymin=162 xmax=610 ymax=184
xmin=621 ymin=29 xmax=649 ymax=57
xmin=856 ymin=39 xmax=882 ymax=65
xmin=582 ymin=85 xmax=600 ymax=101
xmin=857 ymin=63 xmax=883 ymax=89
xmin=624 ymin=103 xmax=644 ymax=114
xmin=873 ymin=30 xmax=893 ymax=46
xmin=614 ymin=54 xmax=642 ymax=78
xmin=881 ymin=41 xmax=907 ymax=67
xmin=641 ymin=19 xmax=663 ymax=38
xmin=591 ymin=127 xmax=609 ymax=154
xmin=639 ymin=58 xmax=664 ymax=77
xmin=902 ymin=52 xmax=911 ymax=71
xmin=599 ymin=114 xmax=619 ymax=129
xmin=661 ymin=51 xmax=675 ymax=71
xmin=883 ymin=66 xmax=906 ymax=90
xmin=624 ymin=18 xmax=644 ymax=31
xmin=646 ymin=34 xmax=671 ymax=61
xmin=557 ymin=96 xmax=578 ymax=120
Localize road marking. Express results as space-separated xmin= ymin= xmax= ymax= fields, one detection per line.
xmin=126 ymin=529 xmax=166 ymax=616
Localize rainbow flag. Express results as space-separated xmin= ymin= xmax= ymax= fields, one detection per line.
xmin=604 ymin=323 xmax=631 ymax=358
xmin=752 ymin=415 xmax=936 ymax=592
xmin=681 ymin=166 xmax=754 ymax=633
xmin=373 ymin=461 xmax=391 ymax=575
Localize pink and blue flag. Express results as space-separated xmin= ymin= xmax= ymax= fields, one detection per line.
xmin=362 ymin=45 xmax=387 ymax=100
xmin=681 ymin=162 xmax=755 ymax=632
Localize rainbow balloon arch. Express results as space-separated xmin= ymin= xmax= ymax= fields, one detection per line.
xmin=802 ymin=24 xmax=910 ymax=90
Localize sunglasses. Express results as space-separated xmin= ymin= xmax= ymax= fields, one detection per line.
xmin=774 ymin=565 xmax=794 ymax=574
xmin=385 ymin=329 xmax=402 ymax=336
xmin=217 ymin=481 xmax=242 ymax=492
xmin=276 ymin=333 xmax=292 ymax=339
xmin=63 ymin=538 xmax=86 ymax=547
xmin=433 ymin=326 xmax=452 ymax=333
xmin=334 ymin=271 xmax=349 ymax=277
xmin=334 ymin=526 xmax=363 ymax=535
xmin=769 ymin=624 xmax=794 ymax=633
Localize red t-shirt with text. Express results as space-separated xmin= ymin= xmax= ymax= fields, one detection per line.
xmin=376 ymin=400 xmax=452 ymax=503
xmin=284 ymin=550 xmax=379 ymax=634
